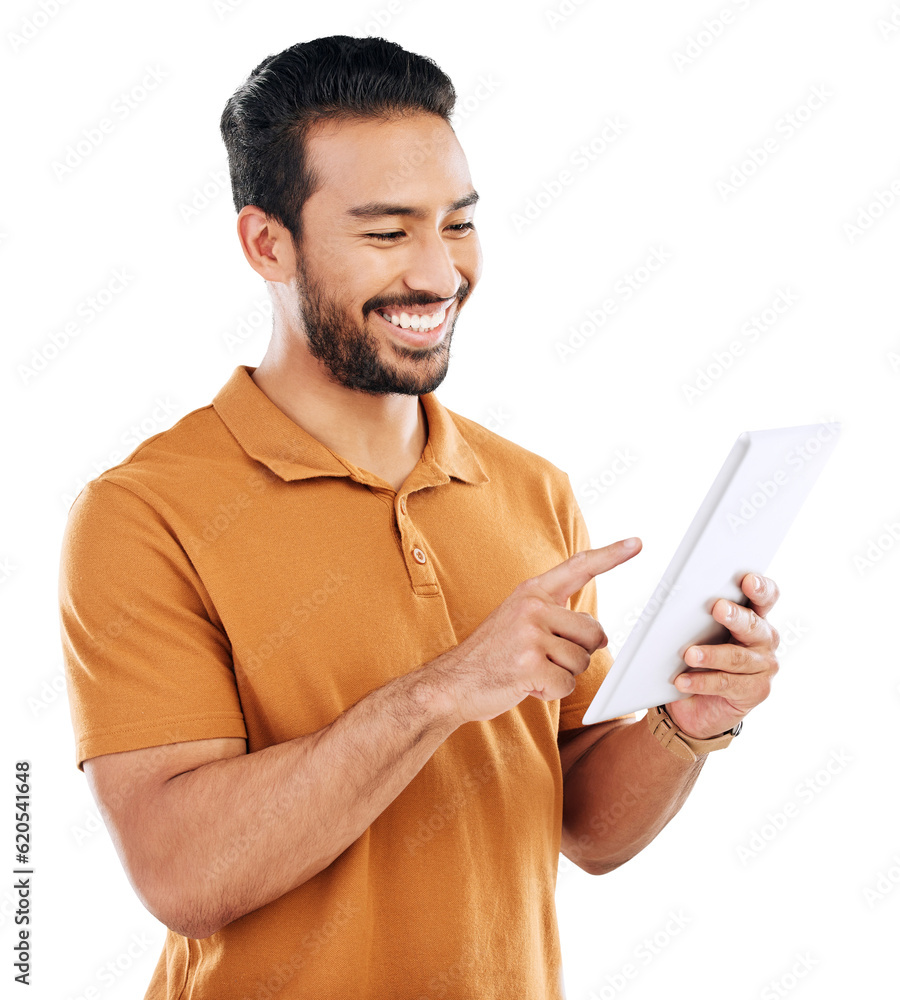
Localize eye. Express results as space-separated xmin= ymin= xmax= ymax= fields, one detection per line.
xmin=365 ymin=231 xmax=405 ymax=242
xmin=447 ymin=222 xmax=475 ymax=235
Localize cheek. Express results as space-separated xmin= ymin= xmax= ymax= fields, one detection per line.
xmin=458 ymin=237 xmax=483 ymax=288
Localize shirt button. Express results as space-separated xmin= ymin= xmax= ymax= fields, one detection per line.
xmin=400 ymin=498 xmax=407 ymax=514
xmin=412 ymin=547 xmax=427 ymax=564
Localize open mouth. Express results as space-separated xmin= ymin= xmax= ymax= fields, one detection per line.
xmin=372 ymin=301 xmax=453 ymax=343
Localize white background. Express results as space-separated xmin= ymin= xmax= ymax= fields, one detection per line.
xmin=3 ymin=0 xmax=899 ymax=997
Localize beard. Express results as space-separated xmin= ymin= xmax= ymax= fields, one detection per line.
xmin=293 ymin=249 xmax=468 ymax=397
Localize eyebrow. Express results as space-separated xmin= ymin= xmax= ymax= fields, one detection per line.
xmin=346 ymin=190 xmax=479 ymax=221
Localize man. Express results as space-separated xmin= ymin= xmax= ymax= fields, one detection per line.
xmin=58 ymin=35 xmax=780 ymax=999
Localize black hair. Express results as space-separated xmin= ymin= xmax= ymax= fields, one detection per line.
xmin=219 ymin=35 xmax=457 ymax=241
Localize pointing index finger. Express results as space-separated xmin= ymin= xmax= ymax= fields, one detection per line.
xmin=537 ymin=537 xmax=642 ymax=607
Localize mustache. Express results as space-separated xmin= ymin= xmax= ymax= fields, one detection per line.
xmin=365 ymin=281 xmax=470 ymax=316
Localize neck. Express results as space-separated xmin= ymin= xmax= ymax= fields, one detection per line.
xmin=249 ymin=353 xmax=427 ymax=488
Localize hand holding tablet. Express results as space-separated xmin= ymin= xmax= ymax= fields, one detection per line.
xmin=582 ymin=422 xmax=841 ymax=727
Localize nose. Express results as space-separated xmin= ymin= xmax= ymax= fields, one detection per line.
xmin=400 ymin=230 xmax=463 ymax=302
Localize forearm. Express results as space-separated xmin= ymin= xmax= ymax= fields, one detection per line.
xmin=560 ymin=716 xmax=705 ymax=875
xmin=138 ymin=666 xmax=458 ymax=938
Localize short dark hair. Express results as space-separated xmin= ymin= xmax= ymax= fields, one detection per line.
xmin=219 ymin=35 xmax=457 ymax=241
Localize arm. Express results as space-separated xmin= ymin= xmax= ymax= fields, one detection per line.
xmin=86 ymin=667 xmax=458 ymax=940
xmin=558 ymin=716 xmax=705 ymax=875
xmin=87 ymin=538 xmax=642 ymax=940
xmin=558 ymin=571 xmax=781 ymax=874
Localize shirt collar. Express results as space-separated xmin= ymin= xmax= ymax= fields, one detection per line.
xmin=212 ymin=365 xmax=489 ymax=488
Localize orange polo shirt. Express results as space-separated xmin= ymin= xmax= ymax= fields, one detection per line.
xmin=58 ymin=364 xmax=617 ymax=1000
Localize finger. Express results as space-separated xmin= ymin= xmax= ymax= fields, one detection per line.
xmin=682 ymin=641 xmax=766 ymax=675
xmin=674 ymin=662 xmax=774 ymax=703
xmin=710 ymin=597 xmax=780 ymax=650
xmin=740 ymin=572 xmax=780 ymax=618
xmin=543 ymin=604 xmax=607 ymax=653
xmin=534 ymin=537 xmax=642 ymax=607
xmin=544 ymin=633 xmax=594 ymax=676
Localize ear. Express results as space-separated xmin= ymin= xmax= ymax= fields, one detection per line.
xmin=236 ymin=206 xmax=297 ymax=283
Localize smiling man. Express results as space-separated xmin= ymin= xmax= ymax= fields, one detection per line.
xmin=58 ymin=36 xmax=781 ymax=1000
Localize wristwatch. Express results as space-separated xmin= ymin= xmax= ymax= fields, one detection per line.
xmin=646 ymin=704 xmax=742 ymax=762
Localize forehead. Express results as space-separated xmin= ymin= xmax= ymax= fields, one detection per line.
xmin=303 ymin=112 xmax=474 ymax=215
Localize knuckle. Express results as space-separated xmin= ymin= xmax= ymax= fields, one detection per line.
xmin=768 ymin=625 xmax=781 ymax=649
xmin=518 ymin=593 xmax=546 ymax=618
xmin=745 ymin=609 xmax=762 ymax=634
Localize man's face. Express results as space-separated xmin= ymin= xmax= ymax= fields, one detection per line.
xmin=288 ymin=112 xmax=482 ymax=396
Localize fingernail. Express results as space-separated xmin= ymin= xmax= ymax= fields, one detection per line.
xmin=752 ymin=574 xmax=763 ymax=591
xmin=623 ymin=537 xmax=639 ymax=550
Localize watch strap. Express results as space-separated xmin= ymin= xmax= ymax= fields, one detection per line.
xmin=646 ymin=704 xmax=740 ymax=762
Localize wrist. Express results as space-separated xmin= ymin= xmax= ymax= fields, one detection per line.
xmin=407 ymin=656 xmax=466 ymax=735
xmin=646 ymin=704 xmax=742 ymax=762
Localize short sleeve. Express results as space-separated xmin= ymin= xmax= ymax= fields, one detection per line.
xmin=58 ymin=478 xmax=247 ymax=770
xmin=557 ymin=476 xmax=635 ymax=733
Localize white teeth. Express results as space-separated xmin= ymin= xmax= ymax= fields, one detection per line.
xmin=380 ymin=305 xmax=447 ymax=331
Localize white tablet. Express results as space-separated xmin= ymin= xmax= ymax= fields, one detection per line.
xmin=581 ymin=422 xmax=841 ymax=725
